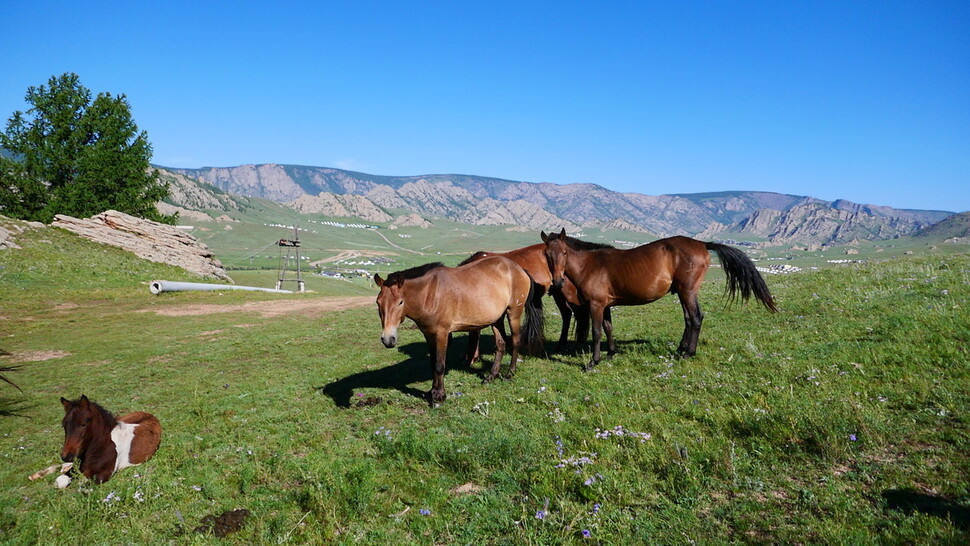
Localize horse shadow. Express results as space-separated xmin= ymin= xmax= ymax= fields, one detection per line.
xmin=882 ymin=488 xmax=970 ymax=531
xmin=545 ymin=338 xmax=674 ymax=364
xmin=0 ymin=397 xmax=34 ymax=418
xmin=317 ymin=334 xmax=487 ymax=407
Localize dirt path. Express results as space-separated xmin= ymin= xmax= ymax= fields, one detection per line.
xmin=141 ymin=296 xmax=374 ymax=318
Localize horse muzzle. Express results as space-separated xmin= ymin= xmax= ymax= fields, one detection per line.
xmin=60 ymin=451 xmax=76 ymax=463
xmin=381 ymin=335 xmax=397 ymax=348
xmin=551 ymin=278 xmax=565 ymax=290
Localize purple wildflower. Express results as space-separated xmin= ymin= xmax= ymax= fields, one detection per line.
xmin=849 ymin=434 xmax=857 ymax=442
xmin=419 ymin=508 xmax=431 ymax=516
xmin=582 ymin=529 xmax=591 ymax=538
xmin=535 ymin=510 xmax=546 ymax=520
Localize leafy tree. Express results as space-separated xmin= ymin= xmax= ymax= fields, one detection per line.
xmin=0 ymin=73 xmax=174 ymax=223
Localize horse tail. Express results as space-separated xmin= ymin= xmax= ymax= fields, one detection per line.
xmin=520 ymin=276 xmax=546 ymax=356
xmin=705 ymin=242 xmax=778 ymax=312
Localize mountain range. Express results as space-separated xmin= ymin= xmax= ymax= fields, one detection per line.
xmin=158 ymin=164 xmax=955 ymax=246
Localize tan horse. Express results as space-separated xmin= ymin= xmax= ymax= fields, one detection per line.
xmin=541 ymin=229 xmax=777 ymax=370
xmin=460 ymin=244 xmax=589 ymax=358
xmin=374 ymin=256 xmax=543 ymax=405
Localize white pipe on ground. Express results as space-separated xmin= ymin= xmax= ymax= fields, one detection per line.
xmin=149 ymin=280 xmax=293 ymax=295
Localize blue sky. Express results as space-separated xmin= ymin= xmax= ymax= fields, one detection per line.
xmin=3 ymin=1 xmax=968 ymax=212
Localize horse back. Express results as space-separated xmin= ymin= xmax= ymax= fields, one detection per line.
xmin=475 ymin=255 xmax=532 ymax=298
xmin=577 ymin=237 xmax=709 ymax=303
xmin=441 ymin=256 xmax=531 ymax=328
xmin=118 ymin=412 xmax=162 ymax=464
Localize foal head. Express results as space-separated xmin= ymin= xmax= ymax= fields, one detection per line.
xmin=60 ymin=395 xmax=115 ymax=463
xmin=374 ymin=262 xmax=443 ymax=348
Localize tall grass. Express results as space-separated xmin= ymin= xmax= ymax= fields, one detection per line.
xmin=1 ymin=227 xmax=968 ymax=543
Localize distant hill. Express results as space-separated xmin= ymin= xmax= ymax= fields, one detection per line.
xmin=915 ymin=211 xmax=970 ymax=239
xmin=158 ymin=163 xmax=954 ymax=246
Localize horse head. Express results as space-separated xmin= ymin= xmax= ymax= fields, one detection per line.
xmin=60 ymin=394 xmax=97 ymax=463
xmin=374 ymin=263 xmax=444 ymax=349
xmin=374 ymin=273 xmax=406 ymax=348
xmin=540 ymin=228 xmax=569 ymax=290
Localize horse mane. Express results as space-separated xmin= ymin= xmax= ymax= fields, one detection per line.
xmin=383 ymin=262 xmax=445 ymax=286
xmin=91 ymin=401 xmax=118 ymax=428
xmin=546 ymin=232 xmax=615 ymax=251
xmin=67 ymin=397 xmax=118 ymax=429
xmin=458 ymin=251 xmax=492 ymax=266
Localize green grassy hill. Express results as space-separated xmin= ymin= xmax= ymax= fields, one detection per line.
xmin=1 ymin=218 xmax=968 ymax=543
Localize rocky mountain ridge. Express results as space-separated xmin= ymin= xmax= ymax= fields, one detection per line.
xmin=159 ymin=163 xmax=955 ymax=245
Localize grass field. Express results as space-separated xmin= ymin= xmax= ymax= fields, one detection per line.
xmin=1 ymin=221 xmax=968 ymax=544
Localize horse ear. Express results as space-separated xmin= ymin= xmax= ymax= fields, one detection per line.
xmin=374 ymin=274 xmax=384 ymax=288
xmin=540 ymin=231 xmax=549 ymax=243
xmin=79 ymin=395 xmax=90 ymax=408
xmin=559 ymin=228 xmax=566 ymax=237
xmin=61 ymin=397 xmax=71 ymax=411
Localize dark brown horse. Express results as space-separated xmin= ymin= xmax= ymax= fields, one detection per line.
xmin=459 ymin=244 xmax=590 ymax=359
xmin=54 ymin=395 xmax=161 ymax=486
xmin=374 ymin=256 xmax=543 ymax=405
xmin=541 ymin=229 xmax=777 ymax=370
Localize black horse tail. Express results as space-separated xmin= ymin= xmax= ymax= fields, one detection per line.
xmin=520 ymin=277 xmax=546 ymax=356
xmin=705 ymin=242 xmax=778 ymax=312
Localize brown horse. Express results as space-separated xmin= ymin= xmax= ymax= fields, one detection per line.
xmin=53 ymin=395 xmax=161 ymax=486
xmin=374 ymin=256 xmax=543 ymax=405
xmin=541 ymin=229 xmax=777 ymax=370
xmin=459 ymin=244 xmax=590 ymax=358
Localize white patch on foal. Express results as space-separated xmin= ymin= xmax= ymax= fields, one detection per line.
xmin=111 ymin=422 xmax=140 ymax=473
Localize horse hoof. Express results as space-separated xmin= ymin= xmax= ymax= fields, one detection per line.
xmin=428 ymin=391 xmax=446 ymax=406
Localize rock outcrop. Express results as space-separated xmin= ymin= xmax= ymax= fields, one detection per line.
xmin=390 ymin=214 xmax=433 ymax=228
xmin=600 ymin=218 xmax=652 ymax=233
xmin=286 ymin=192 xmax=393 ymax=222
xmin=52 ymin=210 xmax=231 ymax=281
xmin=726 ymin=203 xmax=927 ymax=244
xmin=0 ymin=216 xmax=45 ymax=250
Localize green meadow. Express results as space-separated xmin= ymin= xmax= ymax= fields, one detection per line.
xmin=1 ymin=222 xmax=968 ymax=544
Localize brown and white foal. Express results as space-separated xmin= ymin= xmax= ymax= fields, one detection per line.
xmin=30 ymin=395 xmax=161 ymax=487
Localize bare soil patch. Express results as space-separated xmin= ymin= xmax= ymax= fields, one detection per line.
xmin=6 ymin=350 xmax=72 ymax=363
xmin=141 ymin=296 xmax=374 ymax=318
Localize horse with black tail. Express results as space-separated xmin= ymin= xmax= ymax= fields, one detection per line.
xmin=541 ymin=229 xmax=777 ymax=370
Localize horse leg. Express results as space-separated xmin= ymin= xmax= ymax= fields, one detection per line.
xmin=677 ymin=290 xmax=704 ymax=357
xmin=463 ymin=329 xmax=482 ymax=367
xmin=426 ymin=331 xmax=449 ymax=405
xmin=485 ymin=320 xmax=509 ymax=382
xmin=552 ymin=290 xmax=572 ymax=353
xmin=586 ymin=303 xmax=606 ymax=371
xmin=506 ymin=308 xmax=523 ymax=378
xmin=603 ymin=306 xmax=617 ymax=357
